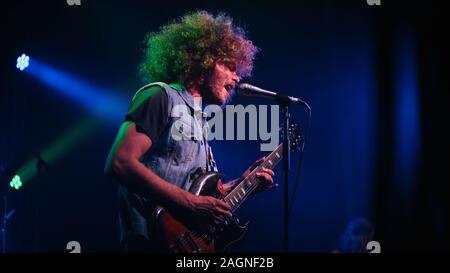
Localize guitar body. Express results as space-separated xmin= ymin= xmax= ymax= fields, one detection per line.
xmin=153 ymin=171 xmax=249 ymax=253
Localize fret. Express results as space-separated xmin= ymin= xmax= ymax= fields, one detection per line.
xmin=225 ymin=143 xmax=284 ymax=212
xmin=246 ymin=180 xmax=252 ymax=187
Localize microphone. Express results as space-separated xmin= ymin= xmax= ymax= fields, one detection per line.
xmin=237 ymin=83 xmax=310 ymax=109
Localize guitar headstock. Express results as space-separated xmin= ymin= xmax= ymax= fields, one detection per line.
xmin=288 ymin=122 xmax=303 ymax=152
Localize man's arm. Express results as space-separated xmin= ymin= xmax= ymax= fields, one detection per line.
xmin=105 ymin=121 xmax=231 ymax=222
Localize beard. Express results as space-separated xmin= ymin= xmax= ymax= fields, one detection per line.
xmin=199 ymin=80 xmax=235 ymax=107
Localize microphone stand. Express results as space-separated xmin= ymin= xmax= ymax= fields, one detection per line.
xmin=276 ymin=95 xmax=293 ymax=253
xmin=237 ymin=85 xmax=311 ymax=253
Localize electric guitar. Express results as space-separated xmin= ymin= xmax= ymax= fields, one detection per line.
xmin=152 ymin=123 xmax=303 ymax=253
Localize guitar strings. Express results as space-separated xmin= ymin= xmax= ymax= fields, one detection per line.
xmin=194 ymin=174 xmax=271 ymax=243
xmin=194 ymin=175 xmax=266 ymax=241
xmin=225 ymin=148 xmax=282 ymax=212
xmin=195 ymin=146 xmax=283 ymax=244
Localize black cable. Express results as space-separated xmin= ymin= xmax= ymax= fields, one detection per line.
xmin=288 ymin=104 xmax=311 ymax=223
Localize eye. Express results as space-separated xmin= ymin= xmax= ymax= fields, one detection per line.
xmin=220 ymin=60 xmax=236 ymax=72
xmin=227 ymin=62 xmax=237 ymax=72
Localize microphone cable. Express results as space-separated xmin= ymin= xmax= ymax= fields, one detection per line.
xmin=288 ymin=101 xmax=312 ymax=224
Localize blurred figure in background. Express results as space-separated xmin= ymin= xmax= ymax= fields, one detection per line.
xmin=332 ymin=218 xmax=375 ymax=253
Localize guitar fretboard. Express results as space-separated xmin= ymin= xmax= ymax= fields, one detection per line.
xmin=224 ymin=143 xmax=283 ymax=212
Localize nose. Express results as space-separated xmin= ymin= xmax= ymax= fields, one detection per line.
xmin=232 ymin=73 xmax=240 ymax=84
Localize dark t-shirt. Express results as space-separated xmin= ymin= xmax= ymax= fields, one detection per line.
xmin=118 ymin=84 xmax=217 ymax=251
xmin=125 ymin=85 xmax=169 ymax=143
xmin=119 ymin=85 xmax=170 ymax=250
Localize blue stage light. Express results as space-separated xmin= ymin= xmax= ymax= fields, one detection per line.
xmin=16 ymin=53 xmax=30 ymax=71
xmin=25 ymin=59 xmax=128 ymax=123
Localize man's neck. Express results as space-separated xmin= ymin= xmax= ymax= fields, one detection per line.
xmin=188 ymin=85 xmax=202 ymax=98
xmin=187 ymin=85 xmax=204 ymax=111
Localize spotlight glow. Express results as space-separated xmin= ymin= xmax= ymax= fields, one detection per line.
xmin=25 ymin=59 xmax=128 ymax=123
xmin=16 ymin=53 xmax=30 ymax=71
xmin=9 ymin=174 xmax=23 ymax=190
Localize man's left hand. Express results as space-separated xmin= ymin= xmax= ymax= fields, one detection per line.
xmin=242 ymin=157 xmax=278 ymax=193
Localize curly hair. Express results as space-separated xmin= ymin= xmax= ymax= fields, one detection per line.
xmin=139 ymin=11 xmax=259 ymax=85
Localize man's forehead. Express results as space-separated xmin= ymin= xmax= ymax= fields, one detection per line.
xmin=217 ymin=58 xmax=237 ymax=71
xmin=217 ymin=58 xmax=237 ymax=65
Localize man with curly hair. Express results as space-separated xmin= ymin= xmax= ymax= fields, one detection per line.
xmin=105 ymin=11 xmax=276 ymax=252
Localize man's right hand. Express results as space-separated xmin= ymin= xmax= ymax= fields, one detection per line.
xmin=186 ymin=194 xmax=232 ymax=224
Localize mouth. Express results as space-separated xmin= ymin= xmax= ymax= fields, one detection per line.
xmin=224 ymin=84 xmax=235 ymax=93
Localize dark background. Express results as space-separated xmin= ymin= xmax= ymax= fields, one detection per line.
xmin=0 ymin=0 xmax=448 ymax=252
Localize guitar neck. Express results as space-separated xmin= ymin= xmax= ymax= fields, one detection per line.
xmin=224 ymin=143 xmax=284 ymax=212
